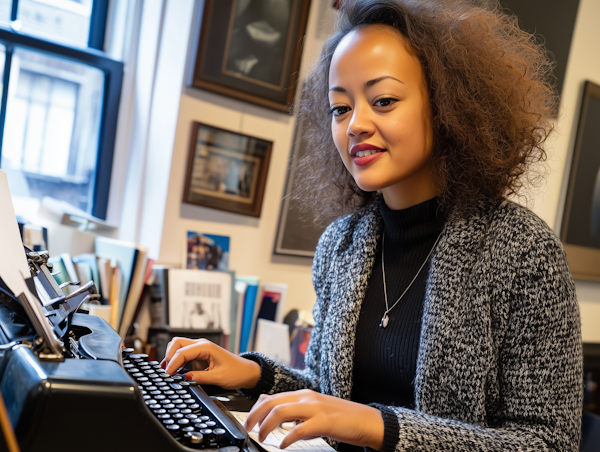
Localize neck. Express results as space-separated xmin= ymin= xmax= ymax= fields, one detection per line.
xmin=380 ymin=162 xmax=438 ymax=210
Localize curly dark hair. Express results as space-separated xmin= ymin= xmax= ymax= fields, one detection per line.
xmin=294 ymin=0 xmax=557 ymax=223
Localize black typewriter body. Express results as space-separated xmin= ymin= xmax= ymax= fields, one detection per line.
xmin=0 ymin=251 xmax=255 ymax=452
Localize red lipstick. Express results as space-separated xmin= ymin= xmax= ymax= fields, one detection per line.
xmin=350 ymin=143 xmax=385 ymax=166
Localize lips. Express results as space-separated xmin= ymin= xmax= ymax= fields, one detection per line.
xmin=350 ymin=143 xmax=385 ymax=166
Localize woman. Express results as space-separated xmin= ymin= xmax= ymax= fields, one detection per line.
xmin=162 ymin=1 xmax=583 ymax=450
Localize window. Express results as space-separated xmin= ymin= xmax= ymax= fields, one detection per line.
xmin=0 ymin=0 xmax=122 ymax=219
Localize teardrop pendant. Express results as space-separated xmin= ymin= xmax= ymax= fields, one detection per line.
xmin=380 ymin=315 xmax=389 ymax=328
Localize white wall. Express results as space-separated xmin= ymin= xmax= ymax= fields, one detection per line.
xmin=526 ymin=0 xmax=600 ymax=343
xmin=155 ymin=1 xmax=338 ymax=314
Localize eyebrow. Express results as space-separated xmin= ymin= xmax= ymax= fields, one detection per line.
xmin=329 ymin=75 xmax=404 ymax=92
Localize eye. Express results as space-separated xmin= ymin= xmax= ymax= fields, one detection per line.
xmin=328 ymin=105 xmax=351 ymax=116
xmin=373 ymin=97 xmax=398 ymax=108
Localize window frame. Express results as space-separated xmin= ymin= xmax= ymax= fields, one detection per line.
xmin=0 ymin=0 xmax=123 ymax=220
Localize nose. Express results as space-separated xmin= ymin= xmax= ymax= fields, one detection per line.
xmin=347 ymin=105 xmax=375 ymax=138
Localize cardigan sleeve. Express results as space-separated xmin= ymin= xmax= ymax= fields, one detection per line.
xmin=384 ymin=229 xmax=583 ymax=451
xmin=237 ymin=220 xmax=340 ymax=398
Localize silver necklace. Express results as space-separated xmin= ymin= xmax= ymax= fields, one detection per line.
xmin=380 ymin=232 xmax=442 ymax=328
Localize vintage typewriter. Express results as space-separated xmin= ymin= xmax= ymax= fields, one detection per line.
xmin=0 ymin=248 xmax=255 ymax=452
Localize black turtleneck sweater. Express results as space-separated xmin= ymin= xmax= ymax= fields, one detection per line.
xmin=339 ymin=197 xmax=445 ymax=452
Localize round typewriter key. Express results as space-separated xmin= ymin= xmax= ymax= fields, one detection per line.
xmin=155 ymin=395 xmax=166 ymax=400
xmin=164 ymin=390 xmax=175 ymax=395
xmin=172 ymin=375 xmax=184 ymax=381
xmin=148 ymin=360 xmax=160 ymax=365
xmin=199 ymin=416 xmax=210 ymax=422
xmin=190 ymin=404 xmax=200 ymax=410
xmin=168 ymin=408 xmax=180 ymax=414
xmin=178 ymin=419 xmax=190 ymax=425
xmin=122 ymin=347 xmax=134 ymax=354
xmin=199 ymin=428 xmax=213 ymax=436
xmin=150 ymin=390 xmax=161 ymax=395
xmin=184 ymin=399 xmax=196 ymax=405
xmin=154 ymin=409 xmax=166 ymax=414
xmin=194 ymin=423 xmax=207 ymax=429
xmin=123 ymin=359 xmax=131 ymax=364
xmin=181 ymin=409 xmax=192 ymax=414
xmin=127 ymin=368 xmax=140 ymax=373
xmin=129 ymin=353 xmax=149 ymax=359
xmin=142 ymin=382 xmax=152 ymax=386
xmin=168 ymin=395 xmax=179 ymax=400
xmin=133 ymin=373 xmax=144 ymax=378
xmin=166 ymin=424 xmax=180 ymax=432
xmin=185 ymin=414 xmax=198 ymax=419
xmin=143 ymin=395 xmax=151 ymax=400
xmin=163 ymin=403 xmax=175 ymax=409
xmin=137 ymin=376 xmax=148 ymax=382
xmin=163 ymin=419 xmax=174 ymax=425
xmin=182 ymin=426 xmax=195 ymax=433
xmin=180 ymin=381 xmax=190 ymax=387
xmin=190 ymin=433 xmax=204 ymax=445
xmin=214 ymin=429 xmax=226 ymax=442
xmin=145 ymin=399 xmax=157 ymax=405
xmin=138 ymin=386 xmax=144 ymax=391
xmin=155 ymin=381 xmax=167 ymax=386
xmin=169 ymin=383 xmax=183 ymax=390
xmin=176 ymin=390 xmax=187 ymax=395
xmin=147 ymin=386 xmax=158 ymax=391
xmin=172 ymin=399 xmax=184 ymax=404
xmin=144 ymin=369 xmax=155 ymax=374
xmin=123 ymin=363 xmax=134 ymax=368
xmin=172 ymin=413 xmax=184 ymax=419
xmin=181 ymin=394 xmax=192 ymax=399
xmin=164 ymin=378 xmax=174 ymax=383
xmin=139 ymin=366 xmax=151 ymax=371
xmin=218 ymin=447 xmax=240 ymax=452
xmin=177 ymin=404 xmax=188 ymax=409
xmin=149 ymin=403 xmax=162 ymax=409
xmin=157 ymin=414 xmax=170 ymax=419
xmin=205 ymin=421 xmax=216 ymax=428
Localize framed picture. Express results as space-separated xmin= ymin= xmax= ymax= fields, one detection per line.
xmin=183 ymin=122 xmax=272 ymax=217
xmin=560 ymin=81 xmax=600 ymax=280
xmin=192 ymin=0 xmax=312 ymax=112
xmin=274 ymin=111 xmax=325 ymax=257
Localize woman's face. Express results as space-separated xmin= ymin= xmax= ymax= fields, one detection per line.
xmin=328 ymin=25 xmax=436 ymax=209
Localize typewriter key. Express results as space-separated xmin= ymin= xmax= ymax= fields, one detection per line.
xmin=164 ymin=378 xmax=174 ymax=383
xmin=172 ymin=399 xmax=184 ymax=404
xmin=172 ymin=375 xmax=184 ymax=381
xmin=180 ymin=382 xmax=190 ymax=387
xmin=163 ymin=403 xmax=175 ymax=409
xmin=147 ymin=386 xmax=158 ymax=391
xmin=129 ymin=354 xmax=149 ymax=359
xmin=168 ymin=409 xmax=180 ymax=414
xmin=199 ymin=416 xmax=210 ymax=422
xmin=194 ymin=422 xmax=207 ymax=429
xmin=177 ymin=419 xmax=190 ymax=425
xmin=181 ymin=394 xmax=192 ymax=399
xmin=127 ymin=367 xmax=140 ymax=373
xmin=172 ymin=413 xmax=184 ymax=419
xmin=155 ymin=381 xmax=167 ymax=386
xmin=143 ymin=395 xmax=151 ymax=400
xmin=122 ymin=347 xmax=134 ymax=354
xmin=142 ymin=382 xmax=153 ymax=386
xmin=199 ymin=428 xmax=213 ymax=436
xmin=163 ymin=419 xmax=175 ymax=425
xmin=170 ymin=383 xmax=183 ymax=390
xmin=155 ymin=395 xmax=166 ymax=400
xmin=145 ymin=399 xmax=158 ymax=405
xmin=190 ymin=433 xmax=204 ymax=445
xmin=161 ymin=388 xmax=173 ymax=393
xmin=149 ymin=360 xmax=160 ymax=365
xmin=149 ymin=404 xmax=161 ymax=409
xmin=150 ymin=390 xmax=161 ymax=395
xmin=157 ymin=414 xmax=170 ymax=419
xmin=124 ymin=364 xmax=134 ymax=368
xmin=214 ymin=429 xmax=226 ymax=442
xmin=133 ymin=373 xmax=144 ymax=378
xmin=166 ymin=424 xmax=180 ymax=431
xmin=181 ymin=409 xmax=192 ymax=414
xmin=182 ymin=426 xmax=195 ymax=433
xmin=190 ymin=404 xmax=200 ymax=410
xmin=176 ymin=404 xmax=187 ymax=409
xmin=154 ymin=409 xmax=166 ymax=414
xmin=205 ymin=421 xmax=216 ymax=428
xmin=185 ymin=414 xmax=198 ymax=419
xmin=137 ymin=376 xmax=148 ymax=382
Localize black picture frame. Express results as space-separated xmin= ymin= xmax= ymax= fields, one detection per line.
xmin=183 ymin=122 xmax=272 ymax=217
xmin=274 ymin=113 xmax=325 ymax=257
xmin=192 ymin=0 xmax=312 ymax=112
xmin=560 ymin=81 xmax=600 ymax=280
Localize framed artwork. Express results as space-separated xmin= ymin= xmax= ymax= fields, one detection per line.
xmin=560 ymin=81 xmax=600 ymax=280
xmin=274 ymin=112 xmax=325 ymax=257
xmin=191 ymin=0 xmax=312 ymax=112
xmin=183 ymin=122 xmax=272 ymax=217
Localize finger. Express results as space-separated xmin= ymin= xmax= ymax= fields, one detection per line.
xmin=244 ymin=393 xmax=298 ymax=435
xmin=280 ymin=420 xmax=319 ymax=449
xmin=256 ymin=403 xmax=309 ymax=443
xmin=164 ymin=341 xmax=214 ymax=374
xmin=162 ymin=337 xmax=196 ymax=368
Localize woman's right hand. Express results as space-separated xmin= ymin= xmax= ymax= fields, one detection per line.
xmin=160 ymin=337 xmax=261 ymax=390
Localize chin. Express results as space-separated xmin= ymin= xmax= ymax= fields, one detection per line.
xmin=353 ymin=176 xmax=386 ymax=193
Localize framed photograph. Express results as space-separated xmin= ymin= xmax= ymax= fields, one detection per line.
xmin=192 ymin=0 xmax=312 ymax=112
xmin=274 ymin=110 xmax=325 ymax=257
xmin=184 ymin=231 xmax=230 ymax=271
xmin=183 ymin=122 xmax=272 ymax=217
xmin=560 ymin=81 xmax=600 ymax=280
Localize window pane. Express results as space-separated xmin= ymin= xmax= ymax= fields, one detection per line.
xmin=1 ymin=47 xmax=104 ymax=213
xmin=0 ymin=0 xmax=11 ymax=28
xmin=17 ymin=0 xmax=94 ymax=48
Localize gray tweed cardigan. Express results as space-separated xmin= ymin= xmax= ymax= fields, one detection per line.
xmin=242 ymin=197 xmax=583 ymax=451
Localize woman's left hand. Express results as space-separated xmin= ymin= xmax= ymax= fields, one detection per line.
xmin=244 ymin=389 xmax=384 ymax=450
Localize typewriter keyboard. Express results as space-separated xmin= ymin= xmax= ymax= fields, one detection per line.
xmin=123 ymin=350 xmax=246 ymax=450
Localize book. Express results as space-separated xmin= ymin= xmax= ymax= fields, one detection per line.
xmin=118 ymin=246 xmax=149 ymax=338
xmin=251 ymin=282 xmax=288 ymax=349
xmin=73 ymin=261 xmax=92 ymax=286
xmin=73 ymin=253 xmax=102 ymax=300
xmin=149 ymin=266 xmax=171 ymax=326
xmin=96 ymin=257 xmax=112 ymax=304
xmin=167 ymin=269 xmax=232 ymax=335
xmin=95 ymin=237 xmax=141 ymax=329
xmin=233 ymin=280 xmax=248 ymax=354
xmin=236 ymin=276 xmax=260 ymax=353
xmin=108 ymin=261 xmax=121 ymax=330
